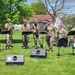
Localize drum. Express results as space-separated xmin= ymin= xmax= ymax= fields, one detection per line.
xmin=58 ymin=38 xmax=68 ymax=47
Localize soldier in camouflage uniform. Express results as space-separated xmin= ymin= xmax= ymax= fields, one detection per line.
xmin=57 ymin=24 xmax=68 ymax=47
xmin=20 ymin=19 xmax=30 ymax=49
xmin=5 ymin=18 xmax=14 ymax=49
xmin=31 ymin=19 xmax=43 ymax=49
xmin=44 ymin=19 xmax=56 ymax=52
xmin=58 ymin=24 xmax=67 ymax=39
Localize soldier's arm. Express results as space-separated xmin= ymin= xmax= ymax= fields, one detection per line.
xmin=51 ymin=24 xmax=56 ymax=32
xmin=5 ymin=24 xmax=8 ymax=29
xmin=51 ymin=24 xmax=57 ymax=37
xmin=31 ymin=23 xmax=34 ymax=29
xmin=63 ymin=28 xmax=66 ymax=33
xmin=31 ymin=23 xmax=36 ymax=32
xmin=37 ymin=24 xmax=40 ymax=31
xmin=43 ymin=24 xmax=47 ymax=31
xmin=27 ymin=24 xmax=30 ymax=31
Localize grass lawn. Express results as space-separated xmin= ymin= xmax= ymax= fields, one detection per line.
xmin=0 ymin=30 xmax=75 ymax=75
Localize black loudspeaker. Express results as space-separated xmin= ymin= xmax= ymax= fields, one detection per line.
xmin=30 ymin=49 xmax=47 ymax=58
xmin=6 ymin=55 xmax=24 ymax=65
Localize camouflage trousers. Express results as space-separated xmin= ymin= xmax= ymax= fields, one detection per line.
xmin=22 ymin=34 xmax=28 ymax=47
xmin=33 ymin=34 xmax=42 ymax=47
xmin=46 ymin=35 xmax=54 ymax=49
xmin=6 ymin=34 xmax=12 ymax=47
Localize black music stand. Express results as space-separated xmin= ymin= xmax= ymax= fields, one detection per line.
xmin=67 ymin=31 xmax=75 ymax=36
xmin=22 ymin=31 xmax=33 ymax=35
xmin=68 ymin=31 xmax=75 ymax=55
xmin=40 ymin=31 xmax=46 ymax=48
xmin=1 ymin=29 xmax=11 ymax=34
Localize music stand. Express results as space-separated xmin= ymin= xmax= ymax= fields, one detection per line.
xmin=68 ymin=31 xmax=75 ymax=55
xmin=67 ymin=31 xmax=75 ymax=36
xmin=40 ymin=31 xmax=46 ymax=48
xmin=1 ymin=29 xmax=11 ymax=34
xmin=22 ymin=31 xmax=33 ymax=35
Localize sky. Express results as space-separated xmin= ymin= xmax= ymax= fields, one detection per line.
xmin=62 ymin=2 xmax=75 ymax=14
xmin=25 ymin=0 xmax=75 ymax=15
xmin=25 ymin=0 xmax=38 ymax=4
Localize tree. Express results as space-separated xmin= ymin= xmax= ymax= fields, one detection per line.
xmin=38 ymin=0 xmax=74 ymax=23
xmin=31 ymin=2 xmax=47 ymax=14
xmin=19 ymin=2 xmax=35 ymax=20
xmin=0 ymin=0 xmax=20 ymax=24
xmin=0 ymin=0 xmax=6 ymax=25
xmin=0 ymin=0 xmax=35 ymax=25
xmin=62 ymin=15 xmax=75 ymax=26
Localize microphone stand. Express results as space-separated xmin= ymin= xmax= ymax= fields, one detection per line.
xmin=0 ymin=41 xmax=1 ymax=52
xmin=57 ymin=30 xmax=60 ymax=56
xmin=0 ymin=27 xmax=2 ymax=51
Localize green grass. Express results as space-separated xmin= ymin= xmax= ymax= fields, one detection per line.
xmin=0 ymin=30 xmax=75 ymax=75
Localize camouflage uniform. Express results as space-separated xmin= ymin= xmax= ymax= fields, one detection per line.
xmin=31 ymin=20 xmax=43 ymax=48
xmin=44 ymin=19 xmax=56 ymax=52
xmin=58 ymin=26 xmax=66 ymax=39
xmin=20 ymin=21 xmax=30 ymax=48
xmin=57 ymin=25 xmax=68 ymax=47
xmin=5 ymin=19 xmax=13 ymax=49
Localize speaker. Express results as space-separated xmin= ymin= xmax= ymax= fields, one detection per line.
xmin=30 ymin=49 xmax=47 ymax=58
xmin=6 ymin=55 xmax=24 ymax=65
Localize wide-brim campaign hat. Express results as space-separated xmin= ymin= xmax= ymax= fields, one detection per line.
xmin=7 ymin=18 xmax=11 ymax=22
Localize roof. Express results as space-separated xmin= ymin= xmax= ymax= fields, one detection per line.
xmin=29 ymin=14 xmax=57 ymax=20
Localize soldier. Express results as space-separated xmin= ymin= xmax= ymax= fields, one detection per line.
xmin=20 ymin=19 xmax=30 ymax=49
xmin=44 ymin=19 xmax=56 ymax=52
xmin=57 ymin=24 xmax=68 ymax=47
xmin=58 ymin=24 xmax=67 ymax=39
xmin=5 ymin=18 xmax=14 ymax=49
xmin=31 ymin=19 xmax=43 ymax=49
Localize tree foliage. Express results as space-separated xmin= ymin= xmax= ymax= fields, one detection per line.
xmin=62 ymin=15 xmax=75 ymax=26
xmin=0 ymin=0 xmax=35 ymax=26
xmin=19 ymin=2 xmax=35 ymax=19
xmin=31 ymin=2 xmax=47 ymax=14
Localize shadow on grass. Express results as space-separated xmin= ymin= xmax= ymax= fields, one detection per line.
xmin=13 ymin=39 xmax=22 ymax=43
xmin=0 ymin=39 xmax=32 ymax=44
xmin=0 ymin=39 xmax=22 ymax=43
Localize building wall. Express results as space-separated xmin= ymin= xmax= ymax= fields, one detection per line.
xmin=30 ymin=21 xmax=47 ymax=32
